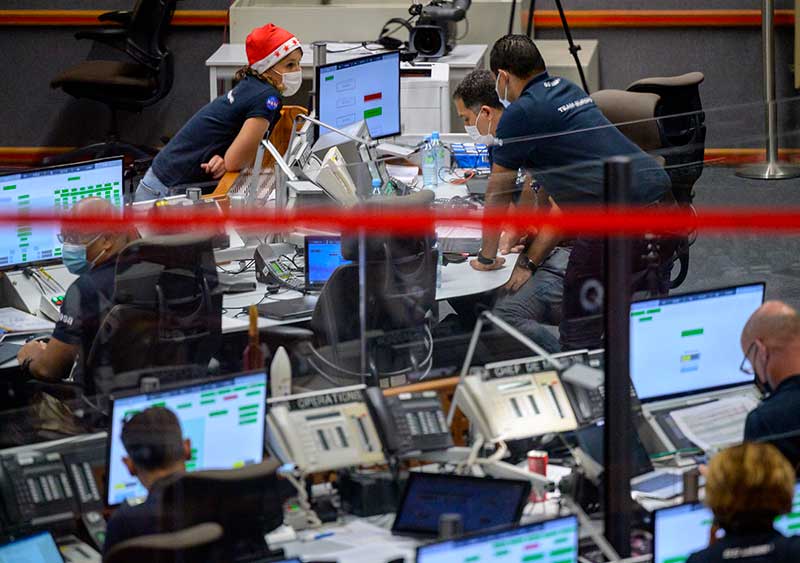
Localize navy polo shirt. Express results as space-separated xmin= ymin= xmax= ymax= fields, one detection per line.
xmin=152 ymin=76 xmax=283 ymax=188
xmin=687 ymin=529 xmax=800 ymax=563
xmin=491 ymin=72 xmax=670 ymax=206
xmin=745 ymin=376 xmax=800 ymax=469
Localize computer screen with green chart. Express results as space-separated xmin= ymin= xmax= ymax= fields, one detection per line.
xmin=630 ymin=283 xmax=765 ymax=402
xmin=106 ymin=371 xmax=267 ymax=506
xmin=0 ymin=157 xmax=123 ymax=269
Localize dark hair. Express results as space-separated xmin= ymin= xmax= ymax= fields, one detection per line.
xmin=453 ymin=70 xmax=503 ymax=112
xmin=490 ymin=35 xmax=546 ymax=78
xmin=233 ymin=65 xmax=281 ymax=89
xmin=121 ymin=407 xmax=185 ymax=471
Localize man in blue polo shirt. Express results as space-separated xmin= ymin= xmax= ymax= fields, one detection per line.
xmin=470 ymin=34 xmax=672 ymax=350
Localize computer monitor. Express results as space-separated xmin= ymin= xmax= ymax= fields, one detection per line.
xmin=0 ymin=531 xmax=63 ymax=563
xmin=0 ymin=157 xmax=124 ymax=269
xmin=416 ymin=516 xmax=579 ymax=563
xmin=653 ymin=502 xmax=715 ymax=563
xmin=304 ymin=235 xmax=350 ymax=289
xmin=316 ymin=51 xmax=401 ymax=140
xmin=391 ymin=473 xmax=531 ymax=538
xmin=630 ymin=282 xmax=765 ymax=402
xmin=106 ymin=371 xmax=268 ymax=506
xmin=655 ymin=483 xmax=800 ymax=563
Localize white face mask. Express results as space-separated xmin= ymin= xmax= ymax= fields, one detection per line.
xmin=276 ymin=69 xmax=303 ymax=97
xmin=495 ymin=73 xmax=511 ymax=108
xmin=465 ymin=111 xmax=495 ymax=146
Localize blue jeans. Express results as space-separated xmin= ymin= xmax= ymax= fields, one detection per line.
xmin=492 ymin=246 xmax=571 ymax=353
xmin=134 ymin=168 xmax=216 ymax=202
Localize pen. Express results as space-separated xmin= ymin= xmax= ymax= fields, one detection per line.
xmin=38 ymin=268 xmax=64 ymax=292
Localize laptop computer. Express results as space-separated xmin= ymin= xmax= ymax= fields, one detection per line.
xmin=575 ymin=419 xmax=693 ymax=500
xmin=257 ymin=295 xmax=319 ymax=321
xmin=630 ymin=282 xmax=765 ymax=454
xmin=416 ymin=515 xmax=579 ymax=563
xmin=304 ymin=235 xmax=350 ymax=290
xmin=0 ymin=531 xmax=64 ymax=563
xmin=391 ymin=472 xmax=530 ymax=538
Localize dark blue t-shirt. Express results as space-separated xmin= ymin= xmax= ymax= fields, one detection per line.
xmin=491 ymin=72 xmax=670 ymax=206
xmin=745 ymin=376 xmax=800 ymax=470
xmin=152 ymin=76 xmax=283 ymax=187
xmin=52 ymin=259 xmax=116 ymax=391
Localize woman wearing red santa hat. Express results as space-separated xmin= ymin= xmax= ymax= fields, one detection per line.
xmin=134 ymin=23 xmax=303 ymax=201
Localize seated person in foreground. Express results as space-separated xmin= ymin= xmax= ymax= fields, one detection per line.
xmin=741 ymin=300 xmax=800 ymax=469
xmin=688 ymin=442 xmax=800 ymax=563
xmin=16 ymin=197 xmax=133 ymax=389
xmin=104 ymin=407 xmax=190 ymax=555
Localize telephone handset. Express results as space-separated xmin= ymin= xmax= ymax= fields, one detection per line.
xmin=364 ymin=387 xmax=454 ymax=459
xmin=266 ymin=386 xmax=386 ymax=474
xmin=560 ymin=362 xmax=638 ymax=425
xmin=454 ymin=370 xmax=579 ymax=443
xmin=254 ymin=247 xmax=306 ymax=292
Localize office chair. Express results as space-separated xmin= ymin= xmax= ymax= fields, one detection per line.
xmin=85 ymin=235 xmax=222 ymax=397
xmin=104 ymin=522 xmax=224 ymax=563
xmin=266 ymin=191 xmax=438 ymax=388
xmin=48 ymin=0 xmax=178 ymax=165
xmin=158 ymin=461 xmax=290 ymax=562
xmin=592 ymin=72 xmax=706 ymax=290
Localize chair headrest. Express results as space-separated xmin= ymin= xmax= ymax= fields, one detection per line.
xmin=627 ymin=72 xmax=705 ymax=91
xmin=105 ymin=522 xmax=223 ymax=560
xmin=172 ymin=459 xmax=280 ymax=485
xmin=592 ymin=90 xmax=662 ymax=152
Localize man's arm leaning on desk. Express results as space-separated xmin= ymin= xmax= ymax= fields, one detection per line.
xmin=470 ymin=163 xmax=518 ymax=271
xmin=17 ymin=338 xmax=77 ymax=381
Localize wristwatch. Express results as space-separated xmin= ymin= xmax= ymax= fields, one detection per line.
xmin=476 ymin=251 xmax=495 ymax=265
xmin=516 ymin=254 xmax=541 ymax=273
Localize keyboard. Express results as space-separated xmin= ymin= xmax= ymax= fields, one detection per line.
xmin=228 ymin=168 xmax=276 ymax=201
xmin=632 ymin=472 xmax=681 ymax=493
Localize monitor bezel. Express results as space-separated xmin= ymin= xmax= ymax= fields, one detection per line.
xmin=391 ymin=472 xmax=531 ymax=538
xmin=303 ymin=234 xmax=345 ymax=290
xmin=415 ymin=515 xmax=580 ymax=562
xmin=630 ymin=281 xmax=766 ymax=404
xmin=0 ymin=156 xmax=125 ymax=272
xmin=105 ymin=369 xmax=268 ymax=507
xmin=314 ymin=50 xmax=401 ymax=141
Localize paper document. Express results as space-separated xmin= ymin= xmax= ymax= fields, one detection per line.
xmin=0 ymin=307 xmax=55 ymax=333
xmin=385 ymin=164 xmax=419 ymax=186
xmin=670 ymin=396 xmax=759 ymax=452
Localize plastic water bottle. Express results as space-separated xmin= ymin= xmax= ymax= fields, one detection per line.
xmin=371 ymin=178 xmax=382 ymax=197
xmin=431 ymin=131 xmax=446 ymax=175
xmin=421 ymin=136 xmax=438 ymax=188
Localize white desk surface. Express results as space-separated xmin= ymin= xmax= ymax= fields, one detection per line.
xmin=221 ymin=253 xmax=516 ymax=334
xmin=206 ymin=43 xmax=487 ymax=70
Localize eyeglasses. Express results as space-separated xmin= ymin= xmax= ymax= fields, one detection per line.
xmin=57 ymin=232 xmax=100 ymax=245
xmin=740 ymin=341 xmax=756 ymax=376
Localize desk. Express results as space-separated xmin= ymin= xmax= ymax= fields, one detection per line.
xmin=205 ymin=43 xmax=487 ymax=103
xmin=221 ymin=254 xmax=516 ymax=334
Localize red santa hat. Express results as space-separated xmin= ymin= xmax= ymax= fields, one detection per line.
xmin=246 ymin=24 xmax=302 ymax=75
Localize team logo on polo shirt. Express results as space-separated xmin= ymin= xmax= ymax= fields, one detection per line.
xmin=266 ymin=96 xmax=280 ymax=111
xmin=544 ymin=78 xmax=561 ymax=88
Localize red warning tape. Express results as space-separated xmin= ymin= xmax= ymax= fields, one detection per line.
xmin=4 ymin=206 xmax=800 ymax=236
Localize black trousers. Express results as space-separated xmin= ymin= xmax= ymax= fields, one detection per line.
xmin=559 ymin=237 xmax=673 ymax=351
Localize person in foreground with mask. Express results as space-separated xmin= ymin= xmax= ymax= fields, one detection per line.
xmin=134 ymin=23 xmax=303 ymax=201
xmin=453 ymin=69 xmax=569 ymax=352
xmin=17 ymin=197 xmax=134 ymax=385
xmin=741 ymin=300 xmax=800 ymax=470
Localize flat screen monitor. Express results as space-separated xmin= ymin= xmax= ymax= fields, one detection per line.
xmin=654 ymin=484 xmax=800 ymax=563
xmin=106 ymin=371 xmax=268 ymax=506
xmin=0 ymin=157 xmax=124 ymax=270
xmin=316 ymin=51 xmax=401 ymax=139
xmin=0 ymin=531 xmax=63 ymax=563
xmin=391 ymin=473 xmax=531 ymax=538
xmin=416 ymin=516 xmax=579 ymax=563
xmin=304 ymin=235 xmax=350 ymax=289
xmin=630 ymin=282 xmax=765 ymax=402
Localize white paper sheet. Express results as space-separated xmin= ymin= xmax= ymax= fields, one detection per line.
xmin=670 ymin=396 xmax=759 ymax=452
xmin=0 ymin=307 xmax=55 ymax=333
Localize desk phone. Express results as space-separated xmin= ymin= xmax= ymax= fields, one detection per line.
xmin=0 ymin=434 xmax=106 ymax=548
xmin=364 ymin=387 xmax=453 ymax=459
xmin=454 ymin=371 xmax=579 ymax=442
xmin=267 ymin=385 xmax=386 ymax=473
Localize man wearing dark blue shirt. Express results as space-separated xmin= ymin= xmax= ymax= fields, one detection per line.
xmin=104 ymin=407 xmax=190 ymax=555
xmin=470 ymin=35 xmax=672 ymax=350
xmin=741 ymin=301 xmax=800 ymax=470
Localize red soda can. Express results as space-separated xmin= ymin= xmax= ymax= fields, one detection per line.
xmin=527 ymin=449 xmax=548 ymax=502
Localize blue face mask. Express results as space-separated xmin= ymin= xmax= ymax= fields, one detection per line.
xmin=61 ymin=235 xmax=104 ymax=275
